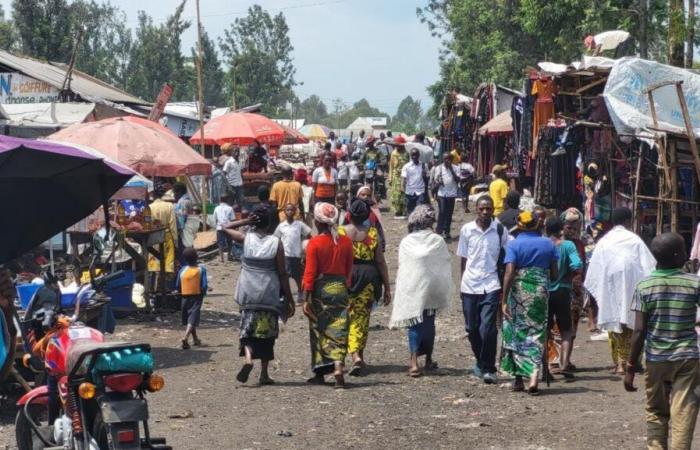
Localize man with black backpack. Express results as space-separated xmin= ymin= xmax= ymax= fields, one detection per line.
xmin=457 ymin=195 xmax=509 ymax=384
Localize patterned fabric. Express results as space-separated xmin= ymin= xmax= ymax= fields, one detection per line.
xmin=389 ymin=150 xmax=409 ymax=215
xmin=308 ymin=275 xmax=350 ymax=375
xmin=239 ymin=310 xmax=279 ymax=340
xmin=632 ymin=269 xmax=700 ymax=362
xmin=501 ymin=267 xmax=549 ymax=377
xmin=348 ymin=283 xmax=374 ymax=353
xmin=338 ymin=226 xmax=379 ymax=261
xmin=608 ymin=328 xmax=632 ymax=366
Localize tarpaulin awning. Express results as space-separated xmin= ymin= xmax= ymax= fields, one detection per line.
xmin=604 ymin=57 xmax=700 ymax=139
xmin=48 ymin=116 xmax=211 ymax=177
xmin=479 ymin=111 xmax=513 ymax=135
xmin=0 ymin=135 xmax=134 ymax=263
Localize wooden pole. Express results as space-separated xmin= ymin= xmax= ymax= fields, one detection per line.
xmin=670 ymin=139 xmax=678 ymax=232
xmin=632 ymin=144 xmax=643 ymax=234
xmin=195 ymin=0 xmax=208 ymax=231
xmin=674 ymin=82 xmax=700 ymax=184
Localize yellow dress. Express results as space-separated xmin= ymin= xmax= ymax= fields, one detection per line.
xmin=147 ymin=199 xmax=177 ymax=273
xmin=338 ymin=225 xmax=380 ymax=354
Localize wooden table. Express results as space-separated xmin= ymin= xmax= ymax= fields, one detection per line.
xmin=68 ymin=228 xmax=167 ymax=313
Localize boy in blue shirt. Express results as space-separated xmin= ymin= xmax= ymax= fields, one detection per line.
xmin=176 ymin=248 xmax=208 ymax=349
xmin=545 ymin=217 xmax=582 ymax=378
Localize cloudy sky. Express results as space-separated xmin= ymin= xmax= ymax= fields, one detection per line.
xmin=0 ymin=0 xmax=442 ymax=114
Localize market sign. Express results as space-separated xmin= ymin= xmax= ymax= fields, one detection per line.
xmin=604 ymin=57 xmax=700 ymax=139
xmin=0 ymin=72 xmax=59 ymax=104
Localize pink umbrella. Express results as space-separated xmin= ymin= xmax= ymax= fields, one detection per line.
xmin=49 ymin=116 xmax=211 ymax=177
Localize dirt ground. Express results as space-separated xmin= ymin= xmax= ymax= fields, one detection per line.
xmin=1 ymin=206 xmax=698 ymax=450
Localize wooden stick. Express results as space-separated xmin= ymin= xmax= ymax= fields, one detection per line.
xmin=637 ymin=194 xmax=700 ymax=205
xmin=674 ymin=83 xmax=700 ymax=184
xmin=194 ymin=0 xmax=208 ymax=231
xmin=670 ymin=139 xmax=678 ymax=232
xmin=633 ymin=145 xmax=643 ymax=234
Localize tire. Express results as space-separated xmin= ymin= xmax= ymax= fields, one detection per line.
xmin=15 ymin=403 xmax=49 ymax=450
xmin=92 ymin=412 xmax=114 ymax=450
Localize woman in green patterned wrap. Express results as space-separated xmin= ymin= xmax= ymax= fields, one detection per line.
xmin=500 ymin=210 xmax=558 ymax=395
xmin=303 ymin=202 xmax=354 ymax=388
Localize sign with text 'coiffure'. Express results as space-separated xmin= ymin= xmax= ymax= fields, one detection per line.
xmin=0 ymin=72 xmax=59 ymax=104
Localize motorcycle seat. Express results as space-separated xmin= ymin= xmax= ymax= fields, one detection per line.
xmin=66 ymin=340 xmax=128 ymax=375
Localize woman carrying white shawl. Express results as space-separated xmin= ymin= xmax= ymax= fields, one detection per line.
xmin=389 ymin=205 xmax=453 ymax=377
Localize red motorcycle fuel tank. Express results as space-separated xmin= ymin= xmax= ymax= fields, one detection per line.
xmin=44 ymin=325 xmax=104 ymax=377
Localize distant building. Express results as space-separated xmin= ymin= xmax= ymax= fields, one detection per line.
xmin=345 ymin=116 xmax=389 ymax=137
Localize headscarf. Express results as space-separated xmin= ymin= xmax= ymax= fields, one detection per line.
xmin=516 ymin=210 xmax=539 ymax=231
xmin=314 ymin=202 xmax=339 ymax=243
xmin=356 ymin=185 xmax=383 ymax=225
xmin=349 ymin=198 xmax=370 ymax=223
xmin=407 ymin=204 xmax=436 ymax=232
xmin=561 ymin=207 xmax=583 ymax=224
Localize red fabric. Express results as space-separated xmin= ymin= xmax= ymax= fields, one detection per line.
xmin=302 ymin=233 xmax=353 ymax=292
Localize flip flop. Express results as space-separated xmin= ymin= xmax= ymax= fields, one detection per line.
xmin=236 ymin=363 xmax=253 ymax=383
xmin=408 ymin=368 xmax=422 ymax=378
xmin=527 ymin=386 xmax=540 ymax=396
xmin=348 ymin=363 xmax=363 ymax=377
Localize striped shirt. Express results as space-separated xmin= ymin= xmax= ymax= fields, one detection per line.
xmin=632 ymin=269 xmax=700 ymax=362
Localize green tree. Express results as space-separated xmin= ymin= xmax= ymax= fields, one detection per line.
xmin=392 ymin=95 xmax=423 ymax=135
xmin=12 ymin=0 xmax=73 ymax=62
xmin=126 ymin=1 xmax=190 ymax=101
xmin=327 ymin=98 xmax=391 ymax=129
xmin=219 ymin=5 xmax=297 ymax=116
xmin=196 ymin=31 xmax=225 ymax=106
xmin=297 ymin=94 xmax=328 ymax=124
xmin=0 ymin=5 xmax=18 ymax=51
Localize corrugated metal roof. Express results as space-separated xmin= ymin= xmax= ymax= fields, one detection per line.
xmin=0 ymin=50 xmax=149 ymax=105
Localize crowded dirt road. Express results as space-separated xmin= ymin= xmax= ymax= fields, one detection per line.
xmin=1 ymin=208 xmax=696 ymax=450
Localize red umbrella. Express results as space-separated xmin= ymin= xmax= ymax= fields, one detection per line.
xmin=48 ymin=116 xmax=211 ymax=177
xmin=189 ymin=112 xmax=286 ymax=146
xmin=280 ymin=124 xmax=309 ymax=144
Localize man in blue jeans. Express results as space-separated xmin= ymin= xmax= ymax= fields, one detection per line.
xmin=401 ymin=148 xmax=427 ymax=216
xmin=457 ymin=196 xmax=509 ymax=384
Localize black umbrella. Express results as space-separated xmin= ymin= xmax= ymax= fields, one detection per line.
xmin=0 ymin=135 xmax=134 ymax=264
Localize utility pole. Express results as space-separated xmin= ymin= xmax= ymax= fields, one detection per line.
xmin=195 ymin=0 xmax=208 ymax=230
xmin=231 ymin=62 xmax=237 ymax=111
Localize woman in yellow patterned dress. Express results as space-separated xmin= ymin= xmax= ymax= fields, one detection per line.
xmin=338 ymin=198 xmax=391 ymax=376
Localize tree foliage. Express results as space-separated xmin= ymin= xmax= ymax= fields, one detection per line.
xmin=12 ymin=0 xmax=73 ymax=62
xmin=296 ymin=95 xmax=328 ymax=124
xmin=418 ymin=0 xmax=674 ymax=111
xmin=392 ymin=96 xmax=423 ymax=135
xmin=220 ymin=5 xmax=296 ymax=116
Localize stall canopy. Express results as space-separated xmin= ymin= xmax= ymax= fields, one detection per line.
xmin=189 ymin=112 xmax=286 ymax=146
xmin=279 ymin=124 xmax=310 ymax=144
xmin=0 ymin=135 xmax=134 ymax=263
xmin=478 ymin=110 xmax=513 ymax=135
xmin=48 ymin=116 xmax=211 ymax=177
xmin=299 ymin=123 xmax=330 ymax=140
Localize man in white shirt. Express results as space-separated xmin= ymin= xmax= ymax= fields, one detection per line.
xmin=354 ymin=130 xmax=367 ymax=153
xmin=457 ymin=195 xmax=509 ymax=384
xmin=435 ymin=153 xmax=460 ymax=239
xmin=401 ymin=148 xmax=427 ymax=216
xmin=223 ymin=148 xmax=245 ymax=208
xmin=409 ymin=132 xmax=435 ymax=166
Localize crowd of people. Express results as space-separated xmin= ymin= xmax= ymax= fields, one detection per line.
xmin=168 ymin=131 xmax=698 ymax=450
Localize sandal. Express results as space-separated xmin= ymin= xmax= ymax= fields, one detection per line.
xmin=348 ymin=363 xmax=363 ymax=377
xmin=236 ymin=363 xmax=253 ymax=383
xmin=408 ymin=368 xmax=422 ymax=378
xmin=527 ymin=386 xmax=540 ymax=396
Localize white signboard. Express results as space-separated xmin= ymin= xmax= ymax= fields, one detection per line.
xmin=603 ymin=57 xmax=700 ymax=138
xmin=0 ymin=72 xmax=60 ymax=104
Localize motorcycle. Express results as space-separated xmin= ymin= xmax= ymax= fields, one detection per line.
xmin=15 ymin=269 xmax=169 ymax=450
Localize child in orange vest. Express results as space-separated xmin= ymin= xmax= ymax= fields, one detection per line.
xmin=177 ymin=248 xmax=208 ymax=349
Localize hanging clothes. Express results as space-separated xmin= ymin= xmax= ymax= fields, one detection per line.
xmin=531 ymin=77 xmax=556 ymax=160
